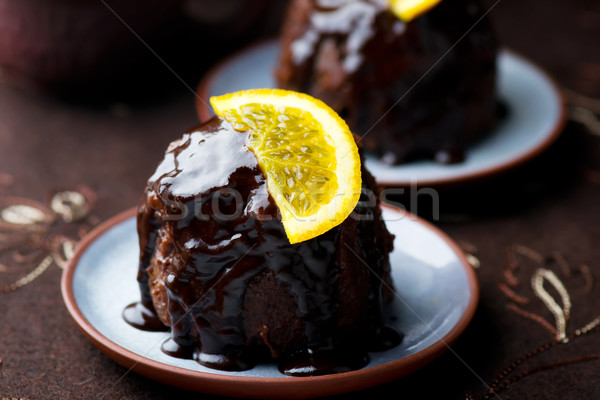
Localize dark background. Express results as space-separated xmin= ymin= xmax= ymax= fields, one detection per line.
xmin=1 ymin=0 xmax=599 ymax=399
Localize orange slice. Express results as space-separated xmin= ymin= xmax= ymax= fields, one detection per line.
xmin=210 ymin=89 xmax=361 ymax=244
xmin=389 ymin=0 xmax=442 ymax=22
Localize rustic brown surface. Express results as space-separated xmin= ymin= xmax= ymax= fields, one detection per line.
xmin=1 ymin=0 xmax=600 ymax=398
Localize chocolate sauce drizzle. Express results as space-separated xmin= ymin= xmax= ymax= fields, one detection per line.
xmin=124 ymin=117 xmax=401 ymax=375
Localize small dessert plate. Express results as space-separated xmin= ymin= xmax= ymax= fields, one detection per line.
xmin=62 ymin=206 xmax=478 ymax=399
xmin=197 ymin=40 xmax=566 ymax=186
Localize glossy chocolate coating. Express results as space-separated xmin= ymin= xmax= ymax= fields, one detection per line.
xmin=275 ymin=0 xmax=498 ymax=164
xmin=126 ymin=117 xmax=400 ymax=375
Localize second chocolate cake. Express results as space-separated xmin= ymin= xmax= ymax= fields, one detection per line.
xmin=276 ymin=0 xmax=499 ymax=164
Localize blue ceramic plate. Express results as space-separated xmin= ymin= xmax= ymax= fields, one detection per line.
xmin=62 ymin=206 xmax=477 ymax=398
xmin=197 ymin=40 xmax=566 ymax=186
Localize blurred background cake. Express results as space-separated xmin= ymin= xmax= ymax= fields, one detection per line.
xmin=275 ymin=0 xmax=499 ymax=164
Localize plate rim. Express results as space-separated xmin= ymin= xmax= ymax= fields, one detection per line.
xmin=195 ymin=39 xmax=567 ymax=188
xmin=61 ymin=206 xmax=478 ymax=399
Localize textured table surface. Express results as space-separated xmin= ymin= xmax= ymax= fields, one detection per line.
xmin=1 ymin=0 xmax=599 ymax=399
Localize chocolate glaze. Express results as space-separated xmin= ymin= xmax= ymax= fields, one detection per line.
xmin=122 ymin=302 xmax=168 ymax=332
xmin=275 ymin=0 xmax=499 ymax=165
xmin=128 ymin=117 xmax=400 ymax=375
xmin=279 ymin=348 xmax=369 ymax=376
xmin=160 ymin=337 xmax=194 ymax=359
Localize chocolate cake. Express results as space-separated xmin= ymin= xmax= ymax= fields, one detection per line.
xmin=275 ymin=0 xmax=499 ymax=164
xmin=124 ymin=116 xmax=401 ymax=376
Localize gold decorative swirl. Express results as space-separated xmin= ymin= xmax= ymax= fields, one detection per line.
xmin=459 ymin=241 xmax=481 ymax=269
xmin=50 ymin=187 xmax=96 ymax=223
xmin=1 ymin=256 xmax=53 ymax=294
xmin=531 ymin=268 xmax=572 ymax=342
xmin=465 ymin=253 xmax=480 ymax=269
xmin=49 ymin=236 xmax=76 ymax=270
xmin=0 ymin=199 xmax=54 ymax=232
xmin=565 ymin=89 xmax=600 ymax=137
xmin=499 ymin=246 xmax=581 ymax=341
xmin=0 ymin=186 xmax=97 ymax=295
xmin=1 ymin=204 xmax=49 ymax=225
xmin=478 ymin=244 xmax=600 ymax=399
